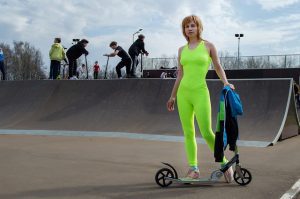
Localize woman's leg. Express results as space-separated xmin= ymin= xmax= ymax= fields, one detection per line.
xmin=177 ymin=91 xmax=198 ymax=167
xmin=193 ymin=88 xmax=227 ymax=164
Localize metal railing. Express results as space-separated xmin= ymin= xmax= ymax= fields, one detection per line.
xmin=142 ymin=54 xmax=300 ymax=70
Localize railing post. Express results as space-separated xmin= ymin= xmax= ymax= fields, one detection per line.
xmin=152 ymin=58 xmax=154 ymax=69
xmin=284 ymin=55 xmax=287 ymax=68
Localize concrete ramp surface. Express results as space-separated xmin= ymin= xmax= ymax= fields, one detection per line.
xmin=0 ymin=78 xmax=298 ymax=146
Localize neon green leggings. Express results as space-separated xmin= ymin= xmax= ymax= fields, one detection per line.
xmin=177 ymin=86 xmax=227 ymax=167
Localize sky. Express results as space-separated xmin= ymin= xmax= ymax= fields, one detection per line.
xmin=0 ymin=0 xmax=300 ymax=72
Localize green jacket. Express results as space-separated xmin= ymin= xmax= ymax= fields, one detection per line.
xmin=49 ymin=43 xmax=66 ymax=61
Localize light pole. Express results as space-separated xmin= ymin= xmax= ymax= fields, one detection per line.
xmin=132 ymin=28 xmax=143 ymax=43
xmin=235 ymin=33 xmax=244 ymax=69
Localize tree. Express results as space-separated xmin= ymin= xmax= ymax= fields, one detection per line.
xmin=0 ymin=41 xmax=46 ymax=80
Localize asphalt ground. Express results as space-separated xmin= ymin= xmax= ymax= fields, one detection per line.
xmin=0 ymin=134 xmax=299 ymax=199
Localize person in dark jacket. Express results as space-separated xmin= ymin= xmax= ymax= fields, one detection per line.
xmin=0 ymin=47 xmax=5 ymax=80
xmin=104 ymin=41 xmax=132 ymax=78
xmin=294 ymin=81 xmax=300 ymax=109
xmin=128 ymin=34 xmax=149 ymax=78
xmin=66 ymin=39 xmax=89 ymax=79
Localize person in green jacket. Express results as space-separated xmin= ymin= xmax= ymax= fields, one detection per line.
xmin=49 ymin=38 xmax=68 ymax=79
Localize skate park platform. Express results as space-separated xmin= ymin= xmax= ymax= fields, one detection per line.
xmin=0 ymin=79 xmax=299 ymax=199
xmin=0 ymin=78 xmax=298 ymax=146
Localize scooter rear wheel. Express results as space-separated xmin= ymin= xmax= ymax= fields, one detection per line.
xmin=155 ymin=168 xmax=174 ymax=187
xmin=234 ymin=168 xmax=252 ymax=186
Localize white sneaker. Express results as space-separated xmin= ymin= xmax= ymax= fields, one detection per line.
xmin=186 ymin=169 xmax=200 ymax=179
xmin=224 ymin=166 xmax=234 ymax=183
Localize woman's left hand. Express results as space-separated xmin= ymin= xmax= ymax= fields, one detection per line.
xmin=224 ymin=83 xmax=235 ymax=90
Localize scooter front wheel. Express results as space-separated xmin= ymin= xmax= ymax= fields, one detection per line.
xmin=234 ymin=168 xmax=252 ymax=186
xmin=155 ymin=168 xmax=174 ymax=187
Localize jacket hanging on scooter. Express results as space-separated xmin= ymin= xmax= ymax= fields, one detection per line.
xmin=214 ymin=86 xmax=243 ymax=162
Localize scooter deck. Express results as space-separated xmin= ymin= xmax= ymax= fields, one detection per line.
xmin=165 ymin=177 xmax=220 ymax=184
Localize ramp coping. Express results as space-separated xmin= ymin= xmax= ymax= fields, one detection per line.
xmin=0 ymin=129 xmax=270 ymax=148
xmin=271 ymin=79 xmax=293 ymax=144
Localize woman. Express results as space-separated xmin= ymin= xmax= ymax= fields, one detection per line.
xmin=167 ymin=15 xmax=235 ymax=182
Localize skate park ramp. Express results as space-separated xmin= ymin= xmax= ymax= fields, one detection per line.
xmin=0 ymin=78 xmax=298 ymax=146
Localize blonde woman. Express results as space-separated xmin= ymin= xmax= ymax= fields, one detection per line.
xmin=167 ymin=15 xmax=234 ymax=182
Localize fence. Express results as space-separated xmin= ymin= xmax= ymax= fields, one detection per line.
xmin=142 ymin=54 xmax=300 ymax=70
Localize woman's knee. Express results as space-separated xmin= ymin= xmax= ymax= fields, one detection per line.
xmin=201 ymin=129 xmax=215 ymax=141
xmin=183 ymin=129 xmax=196 ymax=141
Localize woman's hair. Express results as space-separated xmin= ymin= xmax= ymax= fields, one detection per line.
xmin=181 ymin=15 xmax=203 ymax=42
xmin=109 ymin=41 xmax=117 ymax=47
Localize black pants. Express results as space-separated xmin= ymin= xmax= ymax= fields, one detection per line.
xmin=296 ymin=94 xmax=300 ymax=108
xmin=129 ymin=53 xmax=138 ymax=76
xmin=68 ymin=58 xmax=77 ymax=78
xmin=49 ymin=60 xmax=61 ymax=79
xmin=116 ymin=58 xmax=132 ymax=78
xmin=94 ymin=71 xmax=99 ymax=79
xmin=0 ymin=61 xmax=5 ymax=80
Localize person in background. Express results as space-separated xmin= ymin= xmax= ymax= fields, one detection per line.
xmin=49 ymin=38 xmax=68 ymax=79
xmin=76 ymin=64 xmax=86 ymax=79
xmin=93 ymin=61 xmax=100 ymax=79
xmin=104 ymin=41 xmax=132 ymax=79
xmin=66 ymin=39 xmax=89 ymax=79
xmin=160 ymin=71 xmax=167 ymax=79
xmin=128 ymin=34 xmax=149 ymax=78
xmin=294 ymin=81 xmax=300 ymax=109
xmin=0 ymin=47 xmax=6 ymax=80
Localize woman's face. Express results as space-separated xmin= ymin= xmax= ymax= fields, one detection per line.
xmin=184 ymin=21 xmax=198 ymax=39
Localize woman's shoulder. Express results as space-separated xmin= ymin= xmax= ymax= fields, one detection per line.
xmin=178 ymin=45 xmax=186 ymax=53
xmin=179 ymin=45 xmax=186 ymax=50
xmin=203 ymin=40 xmax=217 ymax=53
xmin=203 ymin=40 xmax=214 ymax=48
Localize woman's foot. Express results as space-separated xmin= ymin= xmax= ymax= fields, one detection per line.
xmin=185 ymin=168 xmax=200 ymax=179
xmin=224 ymin=166 xmax=234 ymax=183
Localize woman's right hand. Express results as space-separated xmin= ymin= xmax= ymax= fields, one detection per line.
xmin=167 ymin=98 xmax=176 ymax=112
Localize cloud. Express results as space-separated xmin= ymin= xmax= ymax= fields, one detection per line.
xmin=0 ymin=0 xmax=237 ymax=67
xmin=0 ymin=0 xmax=299 ymax=72
xmin=254 ymin=0 xmax=300 ymax=10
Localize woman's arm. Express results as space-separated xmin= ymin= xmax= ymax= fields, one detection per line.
xmin=167 ymin=46 xmax=184 ymax=111
xmin=208 ymin=42 xmax=235 ymax=89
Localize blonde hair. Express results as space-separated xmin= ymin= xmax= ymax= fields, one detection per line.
xmin=181 ymin=15 xmax=203 ymax=42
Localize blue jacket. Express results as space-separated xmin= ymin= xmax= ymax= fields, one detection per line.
xmin=0 ymin=50 xmax=4 ymax=62
xmin=214 ymin=86 xmax=243 ymax=162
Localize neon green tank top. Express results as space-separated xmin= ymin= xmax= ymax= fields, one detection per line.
xmin=180 ymin=41 xmax=211 ymax=89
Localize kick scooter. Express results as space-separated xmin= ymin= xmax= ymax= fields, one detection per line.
xmin=103 ymin=55 xmax=109 ymax=79
xmin=155 ymin=146 xmax=252 ymax=187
